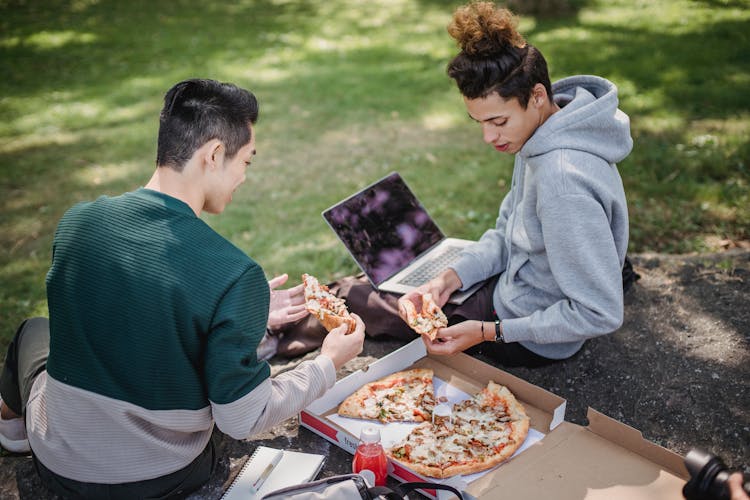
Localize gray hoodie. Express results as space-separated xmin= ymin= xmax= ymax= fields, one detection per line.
xmin=451 ymin=75 xmax=633 ymax=359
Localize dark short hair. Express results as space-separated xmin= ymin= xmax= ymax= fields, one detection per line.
xmin=445 ymin=3 xmax=552 ymax=107
xmin=447 ymin=44 xmax=552 ymax=107
xmin=156 ymin=79 xmax=259 ymax=170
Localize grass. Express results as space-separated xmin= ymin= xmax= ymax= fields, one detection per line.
xmin=0 ymin=0 xmax=748 ymax=350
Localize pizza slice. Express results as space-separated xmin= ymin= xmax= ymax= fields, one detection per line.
xmin=338 ymin=368 xmax=435 ymax=422
xmin=388 ymin=421 xmax=445 ymax=478
xmin=444 ymin=381 xmax=530 ymax=477
xmin=388 ymin=410 xmax=497 ymax=479
xmin=387 ymin=380 xmax=529 ymax=478
xmin=400 ymin=293 xmax=448 ymax=340
xmin=302 ymin=273 xmax=356 ymax=333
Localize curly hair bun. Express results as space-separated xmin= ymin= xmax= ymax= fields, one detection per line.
xmin=447 ymin=2 xmax=526 ymax=56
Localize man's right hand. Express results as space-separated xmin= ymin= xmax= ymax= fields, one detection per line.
xmin=320 ymin=313 xmax=365 ymax=370
xmin=398 ymin=269 xmax=462 ymax=323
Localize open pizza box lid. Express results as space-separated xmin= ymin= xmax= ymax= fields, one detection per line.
xmin=300 ymin=339 xmax=688 ymax=499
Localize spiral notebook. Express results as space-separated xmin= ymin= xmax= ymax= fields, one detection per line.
xmin=221 ymin=446 xmax=326 ymax=500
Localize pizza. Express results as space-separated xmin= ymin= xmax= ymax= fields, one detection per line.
xmin=400 ymin=293 xmax=448 ymax=340
xmin=302 ymin=273 xmax=356 ymax=333
xmin=388 ymin=381 xmax=530 ymax=478
xmin=338 ymin=369 xmax=530 ymax=478
xmin=338 ymin=368 xmax=435 ymax=422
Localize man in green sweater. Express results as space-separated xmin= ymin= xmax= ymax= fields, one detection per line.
xmin=0 ymin=79 xmax=365 ymax=499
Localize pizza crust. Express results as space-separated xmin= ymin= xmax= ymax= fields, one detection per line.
xmin=486 ymin=381 xmax=529 ymax=422
xmin=441 ymin=441 xmax=517 ymax=477
xmin=316 ymin=309 xmax=356 ymax=333
xmin=391 ymin=458 xmax=443 ymax=479
xmin=510 ymin=418 xmax=530 ymax=446
xmin=337 ymin=393 xmax=365 ymax=419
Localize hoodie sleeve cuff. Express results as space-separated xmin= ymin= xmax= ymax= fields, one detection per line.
xmin=499 ymin=316 xmax=530 ymax=344
xmin=451 ymin=255 xmax=486 ymax=291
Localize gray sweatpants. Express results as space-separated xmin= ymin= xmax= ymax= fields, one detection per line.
xmin=0 ymin=317 xmax=49 ymax=416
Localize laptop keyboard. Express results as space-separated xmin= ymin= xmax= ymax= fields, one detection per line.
xmin=397 ymin=246 xmax=464 ymax=287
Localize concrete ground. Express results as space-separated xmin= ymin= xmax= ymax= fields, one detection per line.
xmin=1 ymin=250 xmax=748 ymax=499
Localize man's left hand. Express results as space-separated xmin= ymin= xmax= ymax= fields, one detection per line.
xmin=267 ymin=274 xmax=309 ymax=330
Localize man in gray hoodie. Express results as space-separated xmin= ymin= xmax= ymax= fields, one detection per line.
xmin=397 ymin=2 xmax=632 ymax=366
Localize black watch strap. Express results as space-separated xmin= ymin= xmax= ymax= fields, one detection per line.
xmin=494 ymin=318 xmax=504 ymax=343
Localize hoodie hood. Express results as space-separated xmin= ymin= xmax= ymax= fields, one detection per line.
xmin=520 ymin=75 xmax=633 ymax=164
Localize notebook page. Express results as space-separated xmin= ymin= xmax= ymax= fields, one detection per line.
xmin=221 ymin=446 xmax=325 ymax=500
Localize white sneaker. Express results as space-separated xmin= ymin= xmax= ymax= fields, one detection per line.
xmin=0 ymin=398 xmax=30 ymax=453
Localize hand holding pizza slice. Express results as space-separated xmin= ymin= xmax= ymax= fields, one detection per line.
xmin=400 ymin=293 xmax=448 ymax=340
xmin=302 ymin=273 xmax=356 ymax=334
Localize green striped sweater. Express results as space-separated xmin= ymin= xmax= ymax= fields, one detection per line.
xmin=27 ymin=188 xmax=335 ymax=483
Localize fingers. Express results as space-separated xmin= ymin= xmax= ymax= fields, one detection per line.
xmin=397 ymin=300 xmax=407 ymax=321
xmin=284 ymin=303 xmax=307 ymax=314
xmin=398 ymin=293 xmax=416 ymax=307
xmin=398 ymin=294 xmax=421 ymax=321
xmin=422 ymin=324 xmax=471 ymax=356
xmin=268 ymin=275 xmax=288 ymax=290
xmin=397 ymin=298 xmax=412 ymax=321
xmin=285 ymin=305 xmax=310 ymax=323
xmin=322 ymin=314 xmax=365 ymax=370
xmin=728 ymin=473 xmax=750 ymax=500
xmin=267 ymin=274 xmax=289 ymax=290
xmin=421 ymin=334 xmax=454 ymax=355
xmin=328 ymin=322 xmax=349 ymax=336
xmin=400 ymin=280 xmax=443 ymax=315
xmin=350 ymin=313 xmax=366 ymax=338
xmin=346 ymin=315 xmax=366 ymax=354
xmin=285 ymin=287 xmax=307 ymax=306
xmin=426 ymin=341 xmax=458 ymax=356
xmin=270 ymin=282 xmax=306 ymax=309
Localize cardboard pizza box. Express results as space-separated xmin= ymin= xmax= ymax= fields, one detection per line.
xmin=300 ymin=339 xmax=688 ymax=499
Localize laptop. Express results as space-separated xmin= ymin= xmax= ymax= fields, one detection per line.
xmin=322 ymin=172 xmax=482 ymax=304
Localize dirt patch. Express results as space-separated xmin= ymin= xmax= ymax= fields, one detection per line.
xmin=490 ymin=250 xmax=750 ymax=469
xmin=1 ymin=250 xmax=748 ymax=499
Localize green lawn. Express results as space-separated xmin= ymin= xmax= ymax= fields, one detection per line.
xmin=1 ymin=0 xmax=748 ymax=349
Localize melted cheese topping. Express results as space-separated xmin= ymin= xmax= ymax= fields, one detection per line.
xmin=388 ymin=385 xmax=525 ymax=475
xmin=359 ymin=378 xmax=434 ymax=421
xmin=409 ymin=311 xmax=448 ymax=334
xmin=303 ymin=275 xmax=349 ymax=316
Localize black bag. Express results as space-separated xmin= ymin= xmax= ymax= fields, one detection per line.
xmin=622 ymin=255 xmax=641 ymax=294
xmin=261 ymin=472 xmax=463 ymax=500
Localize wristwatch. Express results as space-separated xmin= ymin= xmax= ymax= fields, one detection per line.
xmin=494 ymin=318 xmax=505 ymax=343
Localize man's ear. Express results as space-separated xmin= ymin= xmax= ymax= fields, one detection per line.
xmin=202 ymin=140 xmax=224 ymax=171
xmin=532 ymin=83 xmax=548 ymax=108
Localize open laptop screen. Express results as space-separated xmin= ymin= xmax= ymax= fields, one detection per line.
xmin=322 ymin=172 xmax=445 ymax=285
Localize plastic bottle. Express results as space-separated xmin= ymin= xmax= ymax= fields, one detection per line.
xmin=352 ymin=426 xmax=388 ymax=486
